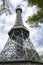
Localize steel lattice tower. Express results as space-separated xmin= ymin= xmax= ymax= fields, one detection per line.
xmin=1 ymin=6 xmax=40 ymax=61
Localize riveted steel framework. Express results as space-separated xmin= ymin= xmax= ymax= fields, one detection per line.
xmin=1 ymin=6 xmax=40 ymax=61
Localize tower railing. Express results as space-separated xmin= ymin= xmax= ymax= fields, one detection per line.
xmin=0 ymin=60 xmax=43 ymax=65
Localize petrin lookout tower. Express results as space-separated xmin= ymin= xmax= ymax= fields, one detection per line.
xmin=8 ymin=6 xmax=29 ymax=59
xmin=1 ymin=6 xmax=40 ymax=60
xmin=8 ymin=6 xmax=29 ymax=42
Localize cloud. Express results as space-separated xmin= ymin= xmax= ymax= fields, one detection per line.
xmin=36 ymin=47 xmax=43 ymax=55
xmin=10 ymin=0 xmax=23 ymax=7
xmin=0 ymin=0 xmax=43 ymax=56
xmin=22 ymin=6 xmax=37 ymax=22
xmin=0 ymin=34 xmax=8 ymax=53
xmin=24 ymin=23 xmax=43 ymax=55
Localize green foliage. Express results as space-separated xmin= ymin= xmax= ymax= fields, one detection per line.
xmin=27 ymin=9 xmax=43 ymax=23
xmin=0 ymin=57 xmax=5 ymax=61
xmin=40 ymin=55 xmax=43 ymax=60
xmin=26 ymin=0 xmax=43 ymax=24
xmin=27 ymin=0 xmax=43 ymax=9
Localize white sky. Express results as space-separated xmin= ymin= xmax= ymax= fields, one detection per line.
xmin=0 ymin=0 xmax=43 ymax=55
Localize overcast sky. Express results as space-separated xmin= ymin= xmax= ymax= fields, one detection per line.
xmin=0 ymin=0 xmax=43 ymax=55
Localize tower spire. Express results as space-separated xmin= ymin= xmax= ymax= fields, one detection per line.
xmin=14 ymin=6 xmax=23 ymax=26
xmin=8 ymin=6 xmax=29 ymax=39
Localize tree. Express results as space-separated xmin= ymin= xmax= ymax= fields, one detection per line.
xmin=0 ymin=0 xmax=11 ymax=15
xmin=40 ymin=55 xmax=43 ymax=61
xmin=26 ymin=0 xmax=43 ymax=27
xmin=27 ymin=0 xmax=43 ymax=8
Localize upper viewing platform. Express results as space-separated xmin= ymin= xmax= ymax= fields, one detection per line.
xmin=16 ymin=6 xmax=22 ymax=13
